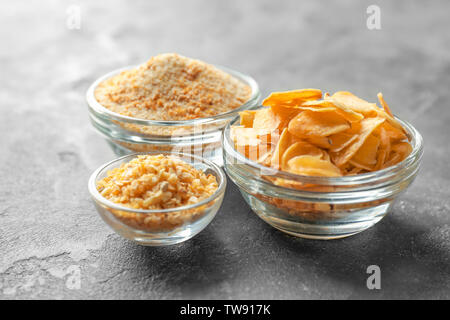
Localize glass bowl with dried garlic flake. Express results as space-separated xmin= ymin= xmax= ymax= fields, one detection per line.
xmin=88 ymin=152 xmax=226 ymax=246
xmin=223 ymin=90 xmax=423 ymax=239
xmin=86 ymin=54 xmax=260 ymax=166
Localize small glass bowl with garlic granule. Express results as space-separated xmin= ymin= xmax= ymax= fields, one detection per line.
xmin=88 ymin=152 xmax=226 ymax=246
xmin=223 ymin=89 xmax=423 ymax=240
xmin=86 ymin=53 xmax=260 ymax=165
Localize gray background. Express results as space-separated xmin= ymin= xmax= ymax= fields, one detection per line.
xmin=0 ymin=0 xmax=449 ymax=299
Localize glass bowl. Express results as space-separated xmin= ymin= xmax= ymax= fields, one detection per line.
xmin=88 ymin=152 xmax=227 ymax=246
xmin=86 ymin=64 xmax=260 ymax=166
xmin=223 ymin=111 xmax=423 ymax=240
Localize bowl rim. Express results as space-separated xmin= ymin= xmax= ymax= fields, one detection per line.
xmin=86 ymin=63 xmax=261 ymax=127
xmin=88 ymin=151 xmax=227 ymax=214
xmin=223 ymin=106 xmax=424 ymax=187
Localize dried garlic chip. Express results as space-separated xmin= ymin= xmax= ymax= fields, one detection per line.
xmin=302 ymin=99 xmax=363 ymax=122
xmin=231 ymin=126 xmax=273 ymax=161
xmin=331 ymin=91 xmax=380 ymax=117
xmin=239 ymin=110 xmax=256 ymax=128
xmin=377 ymin=93 xmax=394 ymax=117
xmin=375 ymin=127 xmax=390 ymax=170
xmin=252 ymin=107 xmax=282 ymax=132
xmin=281 ymin=140 xmax=326 ymax=171
xmin=230 ymin=126 xmax=272 ymax=144
xmin=286 ymin=155 xmax=342 ymax=177
xmin=374 ymin=122 xmax=406 ymax=142
xmin=382 ymin=142 xmax=412 ymax=168
xmin=257 ymin=150 xmax=273 ymax=166
xmin=262 ymin=89 xmax=322 ymax=107
xmin=346 ymin=165 xmax=364 ymax=175
xmin=297 ymin=105 xmax=337 ymax=113
xmin=288 ymin=110 xmax=350 ymax=137
xmin=236 ymin=142 xmax=273 ymax=162
xmin=271 ymin=128 xmax=292 ymax=169
xmin=270 ymin=104 xmax=302 ymax=127
xmin=302 ymin=135 xmax=332 ymax=149
xmin=331 ymin=117 xmax=385 ymax=167
xmin=329 ymin=132 xmax=359 ymax=152
xmin=351 ymin=134 xmax=380 ymax=168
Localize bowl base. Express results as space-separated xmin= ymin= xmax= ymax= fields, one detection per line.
xmin=271 ymin=223 xmax=377 ymax=240
xmin=260 ymin=210 xmax=387 ymax=240
xmin=260 ymin=213 xmax=386 ymax=240
xmin=131 ymin=233 xmax=197 ymax=246
xmin=242 ymin=192 xmax=391 ymax=240
xmin=94 ymin=193 xmax=221 ymax=246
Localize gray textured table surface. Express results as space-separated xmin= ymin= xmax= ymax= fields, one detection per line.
xmin=1 ymin=0 xmax=449 ymax=299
